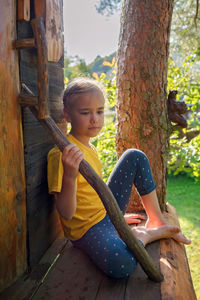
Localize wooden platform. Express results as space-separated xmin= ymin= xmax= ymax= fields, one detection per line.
xmin=0 ymin=205 xmax=197 ymax=300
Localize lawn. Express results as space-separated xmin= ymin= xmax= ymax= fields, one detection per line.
xmin=166 ymin=175 xmax=200 ymax=299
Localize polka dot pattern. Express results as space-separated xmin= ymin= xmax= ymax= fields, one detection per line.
xmin=72 ymin=148 xmax=155 ymax=279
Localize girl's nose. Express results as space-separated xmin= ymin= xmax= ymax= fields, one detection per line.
xmin=90 ymin=113 xmax=97 ymax=124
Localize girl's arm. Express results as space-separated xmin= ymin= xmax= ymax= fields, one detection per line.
xmin=55 ymin=144 xmax=84 ymax=220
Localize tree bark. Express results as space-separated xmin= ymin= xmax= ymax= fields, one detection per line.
xmin=116 ymin=0 xmax=174 ymax=211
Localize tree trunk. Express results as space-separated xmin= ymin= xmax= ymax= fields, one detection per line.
xmin=116 ymin=0 xmax=174 ymax=211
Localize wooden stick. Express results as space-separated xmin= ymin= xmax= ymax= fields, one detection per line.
xmin=31 ymin=18 xmax=49 ymax=119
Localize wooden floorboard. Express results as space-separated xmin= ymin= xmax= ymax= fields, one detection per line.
xmin=0 ymin=236 xmax=67 ymax=300
xmin=125 ymin=242 xmax=161 ymax=300
xmin=34 ymin=242 xmax=103 ymax=300
xmin=1 ymin=207 xmax=196 ymax=300
xmin=95 ymin=276 xmax=127 ymax=300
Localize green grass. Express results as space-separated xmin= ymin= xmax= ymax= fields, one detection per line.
xmin=167 ymin=176 xmax=200 ymax=299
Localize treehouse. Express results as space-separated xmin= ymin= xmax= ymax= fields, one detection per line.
xmin=0 ymin=1 xmax=197 ymax=299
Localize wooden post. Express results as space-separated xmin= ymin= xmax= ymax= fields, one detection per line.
xmin=31 ymin=18 xmax=49 ymax=119
xmin=18 ymin=0 xmax=30 ymax=21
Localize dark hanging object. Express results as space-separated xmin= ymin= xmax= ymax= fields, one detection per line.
xmin=167 ymin=90 xmax=188 ymax=128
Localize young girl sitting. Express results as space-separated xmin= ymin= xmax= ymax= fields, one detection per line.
xmin=48 ymin=78 xmax=190 ymax=279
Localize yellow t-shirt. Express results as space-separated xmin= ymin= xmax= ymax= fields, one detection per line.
xmin=47 ymin=134 xmax=106 ymax=241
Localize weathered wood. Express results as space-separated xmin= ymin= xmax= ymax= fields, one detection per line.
xmin=34 ymin=0 xmax=64 ymax=62
xmin=34 ymin=241 xmax=103 ymax=299
xmin=96 ymin=277 xmax=127 ymax=299
xmin=45 ymin=0 xmax=63 ymax=62
xmin=17 ymin=15 xmax=64 ymax=269
xmin=160 ymin=204 xmax=197 ymax=300
xmin=17 ymin=0 xmax=30 ymax=21
xmin=125 ymin=242 xmax=161 ymax=299
xmin=15 ymin=38 xmax=35 ymax=49
xmin=0 ymin=237 xmax=67 ymax=300
xmin=0 ymin=0 xmax=27 ymax=292
xmin=2 ymin=209 xmax=195 ymax=299
xmin=31 ymin=18 xmax=49 ymax=119
xmin=19 ymin=93 xmax=38 ymax=106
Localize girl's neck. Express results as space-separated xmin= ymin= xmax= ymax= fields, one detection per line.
xmin=69 ymin=130 xmax=91 ymax=148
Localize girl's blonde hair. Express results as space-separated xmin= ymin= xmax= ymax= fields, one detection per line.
xmin=63 ymin=77 xmax=105 ymax=109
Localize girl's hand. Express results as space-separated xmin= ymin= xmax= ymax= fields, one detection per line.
xmin=62 ymin=144 xmax=84 ymax=179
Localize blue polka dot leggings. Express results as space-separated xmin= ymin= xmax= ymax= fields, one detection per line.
xmin=72 ymin=149 xmax=156 ymax=279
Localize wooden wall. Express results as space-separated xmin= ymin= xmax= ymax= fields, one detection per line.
xmin=0 ymin=0 xmax=27 ymax=292
xmin=18 ymin=0 xmax=65 ymax=269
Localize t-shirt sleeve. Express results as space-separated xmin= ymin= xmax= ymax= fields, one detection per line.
xmin=47 ymin=148 xmax=63 ymax=194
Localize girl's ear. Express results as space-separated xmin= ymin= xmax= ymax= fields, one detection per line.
xmin=64 ymin=108 xmax=72 ymax=123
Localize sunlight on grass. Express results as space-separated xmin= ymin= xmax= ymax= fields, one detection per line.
xmin=167 ymin=176 xmax=200 ymax=299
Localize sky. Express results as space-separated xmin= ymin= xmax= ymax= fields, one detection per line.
xmin=63 ymin=0 xmax=121 ymax=64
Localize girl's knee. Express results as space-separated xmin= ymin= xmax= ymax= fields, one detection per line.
xmin=123 ymin=148 xmax=148 ymax=161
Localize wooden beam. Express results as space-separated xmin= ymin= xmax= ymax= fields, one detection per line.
xmin=31 ymin=18 xmax=49 ymax=119
xmin=160 ymin=204 xmax=197 ymax=299
xmin=34 ymin=0 xmax=63 ymax=62
xmin=15 ymin=38 xmax=35 ymax=49
xmin=19 ymin=94 xmax=38 ymax=106
xmin=18 ymin=0 xmax=30 ymax=21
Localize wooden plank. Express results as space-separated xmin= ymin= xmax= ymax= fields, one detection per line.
xmin=96 ymin=277 xmax=127 ymax=299
xmin=34 ymin=0 xmax=64 ymax=62
xmin=17 ymin=16 xmax=64 ymax=269
xmin=0 ymin=0 xmax=27 ymax=292
xmin=125 ymin=242 xmax=161 ymax=300
xmin=34 ymin=0 xmax=46 ymax=20
xmin=46 ymin=0 xmax=63 ymax=62
xmin=34 ymin=241 xmax=103 ymax=299
xmin=160 ymin=204 xmax=197 ymax=300
xmin=18 ymin=0 xmax=30 ymax=21
xmin=0 ymin=237 xmax=67 ymax=300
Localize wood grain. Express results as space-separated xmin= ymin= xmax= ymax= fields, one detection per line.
xmin=160 ymin=204 xmax=197 ymax=300
xmin=0 ymin=0 xmax=26 ymax=292
xmin=17 ymin=0 xmax=30 ymax=21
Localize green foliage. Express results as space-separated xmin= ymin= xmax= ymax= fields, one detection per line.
xmin=171 ymin=0 xmax=200 ymax=63
xmin=64 ymin=55 xmax=92 ymax=81
xmin=92 ymin=122 xmax=117 ymax=182
xmin=88 ymin=52 xmax=116 ymax=75
xmin=167 ymin=56 xmax=200 ymax=180
xmin=91 ymin=60 xmax=117 ymax=181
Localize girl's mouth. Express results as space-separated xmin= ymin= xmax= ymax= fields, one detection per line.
xmin=88 ymin=127 xmax=100 ymax=130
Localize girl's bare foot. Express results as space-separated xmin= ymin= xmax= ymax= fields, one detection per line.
xmin=124 ymin=214 xmax=146 ymax=225
xmin=171 ymin=232 xmax=191 ymax=245
xmin=145 ymin=219 xmax=191 ymax=245
xmin=131 ymin=225 xmax=180 ymax=247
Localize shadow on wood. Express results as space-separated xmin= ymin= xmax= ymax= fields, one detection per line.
xmin=1 ymin=205 xmax=196 ymax=300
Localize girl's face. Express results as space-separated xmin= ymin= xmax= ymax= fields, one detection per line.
xmin=64 ymin=91 xmax=105 ymax=146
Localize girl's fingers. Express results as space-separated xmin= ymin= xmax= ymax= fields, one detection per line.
xmin=63 ymin=144 xmax=77 ymax=156
xmin=62 ymin=144 xmax=83 ymax=168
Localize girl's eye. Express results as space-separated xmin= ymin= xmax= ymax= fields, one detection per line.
xmin=98 ymin=111 xmax=104 ymax=115
xmin=80 ymin=112 xmax=89 ymax=115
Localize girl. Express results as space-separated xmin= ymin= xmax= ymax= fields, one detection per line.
xmin=48 ymin=78 xmax=190 ymax=279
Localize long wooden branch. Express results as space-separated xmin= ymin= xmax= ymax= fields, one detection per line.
xmin=19 ymin=17 xmax=164 ymax=282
